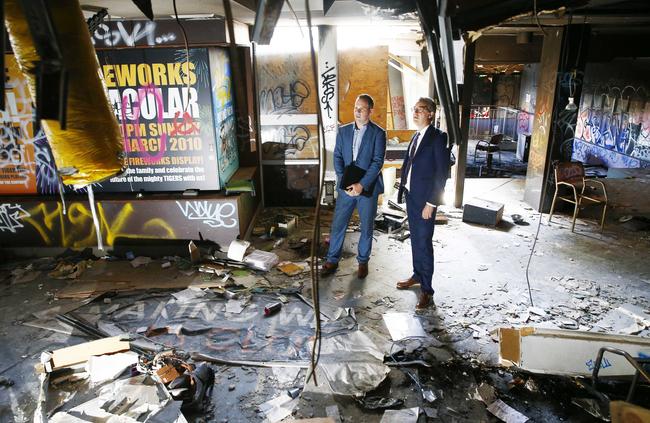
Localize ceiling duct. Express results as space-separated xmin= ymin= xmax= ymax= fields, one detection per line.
xmin=252 ymin=0 xmax=284 ymax=44
xmin=5 ymin=0 xmax=125 ymax=187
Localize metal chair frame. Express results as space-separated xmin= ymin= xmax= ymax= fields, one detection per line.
xmin=548 ymin=162 xmax=608 ymax=232
xmin=473 ymin=133 xmax=503 ymax=166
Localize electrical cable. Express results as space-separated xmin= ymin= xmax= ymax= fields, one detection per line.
xmin=304 ymin=0 xmax=327 ymax=385
xmin=285 ymin=0 xmax=305 ymax=38
xmin=524 ymin=17 xmax=577 ymax=307
xmin=533 ymin=0 xmax=548 ymax=36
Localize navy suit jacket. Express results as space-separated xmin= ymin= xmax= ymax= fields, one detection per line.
xmin=398 ymin=125 xmax=450 ymax=207
xmin=334 ymin=121 xmax=386 ymax=196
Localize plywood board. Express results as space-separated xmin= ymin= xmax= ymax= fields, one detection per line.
xmin=338 ymin=46 xmax=389 ymax=129
xmin=50 ymin=336 xmax=130 ymax=370
xmin=257 ymin=53 xmax=317 ymax=115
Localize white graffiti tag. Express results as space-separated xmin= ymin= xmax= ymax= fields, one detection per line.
xmin=93 ymin=22 xmax=176 ymax=47
xmin=0 ymin=203 xmax=30 ymax=233
xmin=176 ymin=201 xmax=237 ymax=228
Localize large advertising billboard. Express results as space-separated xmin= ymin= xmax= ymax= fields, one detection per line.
xmin=96 ymin=47 xmax=220 ymax=191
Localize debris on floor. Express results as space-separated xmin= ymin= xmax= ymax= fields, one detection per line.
xmin=2 ymin=204 xmax=650 ymax=422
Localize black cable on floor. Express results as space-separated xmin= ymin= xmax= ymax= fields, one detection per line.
xmin=304 ymin=0 xmax=327 ymax=385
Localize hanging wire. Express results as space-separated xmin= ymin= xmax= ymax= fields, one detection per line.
xmin=285 ymin=0 xmax=305 ymax=38
xmin=524 ymin=14 xmax=577 ymax=307
xmin=533 ymin=0 xmax=548 ymax=36
xmin=304 ymin=0 xmax=327 ymax=385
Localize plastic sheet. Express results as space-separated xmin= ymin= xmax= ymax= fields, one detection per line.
xmin=5 ymin=0 xmax=125 ymax=188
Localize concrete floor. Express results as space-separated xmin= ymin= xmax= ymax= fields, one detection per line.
xmin=0 ymin=178 xmax=649 ymax=422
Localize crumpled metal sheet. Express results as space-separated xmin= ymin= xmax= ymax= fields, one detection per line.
xmin=49 ymin=374 xmax=187 ymax=422
xmin=316 ymin=330 xmax=390 ymax=396
xmin=5 ymin=0 xmax=125 ymax=188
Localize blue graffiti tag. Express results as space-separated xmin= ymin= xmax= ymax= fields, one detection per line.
xmin=585 ymin=357 xmax=612 ymax=371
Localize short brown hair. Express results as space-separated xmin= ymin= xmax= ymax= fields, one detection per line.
xmin=357 ymin=94 xmax=374 ymax=109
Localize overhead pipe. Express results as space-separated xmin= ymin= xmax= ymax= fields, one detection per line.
xmin=416 ymin=0 xmax=462 ymax=148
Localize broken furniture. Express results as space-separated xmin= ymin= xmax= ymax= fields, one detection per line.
xmin=462 ymin=197 xmax=504 ymax=226
xmin=499 ymin=327 xmax=650 ymax=377
xmin=474 ymin=133 xmax=504 ymax=168
xmin=592 ymin=346 xmax=650 ymax=405
xmin=548 ymin=161 xmax=608 ymax=232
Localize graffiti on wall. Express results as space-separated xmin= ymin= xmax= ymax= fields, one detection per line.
xmin=0 ymin=198 xmax=242 ymax=248
xmin=261 ymin=125 xmax=318 ymax=160
xmin=573 ymin=62 xmax=650 ymax=167
xmin=0 ymin=56 xmax=49 ymax=194
xmin=175 ymin=200 xmax=237 ymax=228
xmin=0 ymin=203 xmax=30 ymax=233
xmin=257 ymin=53 xmax=316 ymax=116
xmin=93 ymin=21 xmax=177 ymax=47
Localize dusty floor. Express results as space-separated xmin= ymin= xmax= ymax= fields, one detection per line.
xmin=0 ymin=178 xmax=649 ymax=422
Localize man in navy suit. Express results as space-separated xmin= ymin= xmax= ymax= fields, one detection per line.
xmin=396 ymin=97 xmax=450 ymax=310
xmin=321 ymin=94 xmax=386 ymax=279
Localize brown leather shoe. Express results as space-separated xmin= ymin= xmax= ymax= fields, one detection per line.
xmin=320 ymin=261 xmax=338 ymax=277
xmin=416 ymin=292 xmax=434 ymax=310
xmin=396 ymin=278 xmax=420 ymax=290
xmin=357 ymin=263 xmax=368 ymax=279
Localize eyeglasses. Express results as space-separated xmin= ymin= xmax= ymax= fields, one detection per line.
xmin=412 ymin=106 xmax=430 ymax=114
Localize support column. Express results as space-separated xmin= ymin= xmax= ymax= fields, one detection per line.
xmin=317 ymin=25 xmax=338 ymax=184
xmin=524 ymin=28 xmax=564 ymax=210
xmin=454 ymin=40 xmax=475 ymax=208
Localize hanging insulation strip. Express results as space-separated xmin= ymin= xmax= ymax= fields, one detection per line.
xmin=4 ymin=0 xmax=125 ymax=188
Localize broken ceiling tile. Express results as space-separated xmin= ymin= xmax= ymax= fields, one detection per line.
xmin=382 ymin=313 xmax=427 ymax=341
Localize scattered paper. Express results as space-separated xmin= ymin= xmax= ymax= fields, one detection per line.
xmin=277 ymin=261 xmax=308 ymax=276
xmin=486 ymin=399 xmax=529 ymax=423
xmin=382 ymin=313 xmax=427 ymax=341
xmin=272 ymin=367 xmax=301 ymax=384
xmin=226 ymin=298 xmax=247 ymax=314
xmin=380 ymin=407 xmax=420 ymax=423
xmin=258 ymin=393 xmax=299 ymax=423
xmin=130 ymin=256 xmax=152 ymax=268
xmin=227 ymin=239 xmax=251 ymax=262
xmin=86 ymin=351 xmax=138 ymax=384
xmin=172 ymin=287 xmax=207 ymax=303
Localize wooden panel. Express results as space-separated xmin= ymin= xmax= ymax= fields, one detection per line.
xmin=257 ymin=53 xmax=317 ymax=115
xmin=338 ymin=46 xmax=389 ymax=128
